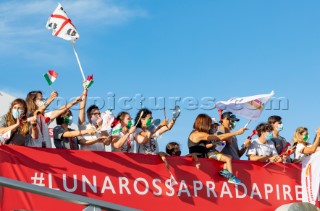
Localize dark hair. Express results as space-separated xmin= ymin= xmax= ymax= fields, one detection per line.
xmin=256 ymin=123 xmax=273 ymax=137
xmin=193 ymin=114 xmax=211 ymax=133
xmin=166 ymin=142 xmax=181 ymax=156
xmin=268 ymin=115 xmax=282 ymax=124
xmin=87 ymin=105 xmax=99 ymax=115
xmin=116 ymin=111 xmax=129 ymax=122
xmin=134 ymin=108 xmax=152 ymax=128
xmin=56 ymin=110 xmax=72 ymax=125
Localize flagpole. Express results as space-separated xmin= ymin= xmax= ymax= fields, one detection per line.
xmin=244 ymin=120 xmax=251 ymax=128
xmin=71 ymin=41 xmax=86 ymax=81
xmin=49 ymin=84 xmax=53 ymax=92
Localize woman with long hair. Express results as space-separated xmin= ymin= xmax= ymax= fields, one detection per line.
xmin=188 ymin=113 xmax=246 ymax=185
xmin=26 ymin=89 xmax=82 ymax=148
xmin=111 ymin=111 xmax=136 ymax=153
xmin=0 ymin=98 xmax=38 ymax=145
xmin=293 ymin=127 xmax=320 ymax=163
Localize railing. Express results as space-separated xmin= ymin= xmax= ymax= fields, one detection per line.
xmin=0 ymin=176 xmax=141 ymax=211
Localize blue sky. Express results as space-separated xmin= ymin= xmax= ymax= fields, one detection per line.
xmin=1 ymin=0 xmax=320 ymax=157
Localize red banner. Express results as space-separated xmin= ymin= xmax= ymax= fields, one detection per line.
xmin=0 ymin=145 xmax=318 ymax=210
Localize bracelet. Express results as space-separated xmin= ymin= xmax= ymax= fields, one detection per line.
xmin=79 ymin=130 xmax=82 ymax=136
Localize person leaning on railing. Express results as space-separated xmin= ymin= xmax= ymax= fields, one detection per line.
xmin=0 ymin=98 xmax=38 ymax=146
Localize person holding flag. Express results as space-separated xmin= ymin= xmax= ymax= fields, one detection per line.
xmin=188 ymin=113 xmax=247 ymax=185
xmin=110 ymin=112 xmax=137 ymax=153
xmin=134 ymin=108 xmax=176 ymax=155
xmin=78 ymin=82 xmax=111 ymax=151
xmin=217 ymin=112 xmax=252 ymax=160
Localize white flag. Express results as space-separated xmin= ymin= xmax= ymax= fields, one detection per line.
xmin=214 ymin=91 xmax=274 ymax=120
xmin=301 ymin=151 xmax=320 ymax=205
xmin=0 ymin=130 xmax=11 ymax=144
xmin=46 ymin=3 xmax=79 ymax=41
xmin=101 ymin=110 xmax=115 ymax=133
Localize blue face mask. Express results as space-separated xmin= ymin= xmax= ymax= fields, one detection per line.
xmin=266 ymin=132 xmax=273 ymax=141
xmin=12 ymin=109 xmax=24 ymax=119
xmin=277 ymin=124 xmax=283 ymax=132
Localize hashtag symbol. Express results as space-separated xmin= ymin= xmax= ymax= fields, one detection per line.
xmin=31 ymin=172 xmax=45 ymax=186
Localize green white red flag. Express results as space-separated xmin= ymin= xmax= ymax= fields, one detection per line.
xmin=44 ymin=70 xmax=58 ymax=86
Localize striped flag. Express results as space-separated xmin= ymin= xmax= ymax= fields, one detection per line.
xmin=111 ymin=123 xmax=122 ymax=136
xmin=44 ymin=70 xmax=58 ymax=86
xmin=85 ymin=75 xmax=94 ymax=89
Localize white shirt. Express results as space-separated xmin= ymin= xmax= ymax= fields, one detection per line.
xmin=27 ymin=112 xmax=52 ymax=148
xmin=112 ymin=132 xmax=135 ymax=153
xmin=134 ymin=128 xmax=160 ymax=155
xmin=247 ymin=138 xmax=278 ymax=158
xmin=295 ymin=143 xmax=310 ymax=160
xmin=78 ymin=122 xmax=109 ymax=151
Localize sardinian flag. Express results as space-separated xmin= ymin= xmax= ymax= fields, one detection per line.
xmin=214 ymin=91 xmax=275 ymax=120
xmin=46 ymin=3 xmax=79 ymax=41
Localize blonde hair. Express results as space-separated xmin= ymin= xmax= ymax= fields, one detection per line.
xmin=292 ymin=127 xmax=308 ymax=145
xmin=6 ymin=99 xmax=29 ymax=136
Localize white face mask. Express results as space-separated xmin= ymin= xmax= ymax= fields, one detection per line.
xmin=91 ymin=116 xmax=98 ymax=126
xmin=36 ymin=100 xmax=46 ymax=107
xmin=277 ymin=124 xmax=283 ymax=132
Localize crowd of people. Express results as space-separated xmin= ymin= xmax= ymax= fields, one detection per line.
xmin=1 ymin=81 xmax=319 ymax=186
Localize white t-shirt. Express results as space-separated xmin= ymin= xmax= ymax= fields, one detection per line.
xmin=28 ymin=112 xmax=52 ymax=148
xmin=247 ymin=138 xmax=278 ymax=158
xmin=295 ymin=143 xmax=310 ymax=160
xmin=78 ymin=123 xmax=110 ymax=151
xmin=112 ymin=132 xmax=135 ymax=153
xmin=134 ymin=128 xmax=160 ymax=155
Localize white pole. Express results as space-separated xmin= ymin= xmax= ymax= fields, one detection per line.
xmin=71 ymin=41 xmax=85 ymax=81
xmin=244 ymin=119 xmax=251 ymax=128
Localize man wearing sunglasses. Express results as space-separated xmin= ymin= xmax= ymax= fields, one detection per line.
xmin=217 ymin=112 xmax=251 ymax=160
xmin=78 ymin=82 xmax=111 ymax=151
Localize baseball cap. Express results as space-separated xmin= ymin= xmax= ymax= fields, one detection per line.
xmin=222 ymin=112 xmax=239 ymax=122
xmin=211 ymin=118 xmax=220 ymax=125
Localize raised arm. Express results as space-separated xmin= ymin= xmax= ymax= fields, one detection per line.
xmin=302 ymin=128 xmax=320 ymax=154
xmin=37 ymin=91 xmax=58 ymax=114
xmin=78 ymin=81 xmax=88 ymax=125
xmin=49 ymin=96 xmax=82 ymax=121
xmin=157 ymin=118 xmax=177 ymax=136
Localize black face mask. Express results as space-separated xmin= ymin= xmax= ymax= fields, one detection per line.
xmin=174 ymin=150 xmax=181 ymax=156
xmin=168 ymin=148 xmax=181 ymax=156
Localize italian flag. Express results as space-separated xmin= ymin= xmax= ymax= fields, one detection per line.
xmin=44 ymin=70 xmax=58 ymax=86
xmin=85 ymin=74 xmax=94 ymax=89
xmin=111 ymin=123 xmax=122 ymax=136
